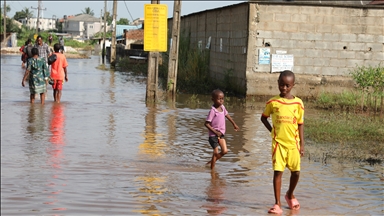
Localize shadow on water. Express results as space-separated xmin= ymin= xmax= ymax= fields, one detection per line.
xmin=1 ymin=55 xmax=383 ymax=215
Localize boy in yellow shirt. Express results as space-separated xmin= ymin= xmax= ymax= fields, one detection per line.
xmin=261 ymin=70 xmax=305 ymax=214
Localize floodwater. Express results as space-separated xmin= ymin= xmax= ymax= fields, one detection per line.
xmin=1 ymin=55 xmax=383 ymax=215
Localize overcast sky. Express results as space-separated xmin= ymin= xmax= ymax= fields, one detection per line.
xmin=3 ymin=1 xmax=245 ymax=21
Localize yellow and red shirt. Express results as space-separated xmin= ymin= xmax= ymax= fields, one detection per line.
xmin=262 ymin=95 xmax=304 ymax=148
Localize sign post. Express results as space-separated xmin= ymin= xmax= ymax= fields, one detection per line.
xmin=144 ymin=3 xmax=167 ymax=103
xmin=144 ymin=4 xmax=168 ymax=52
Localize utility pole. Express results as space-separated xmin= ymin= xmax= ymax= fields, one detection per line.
xmin=31 ymin=0 xmax=46 ymax=34
xmin=167 ymin=0 xmax=182 ymax=101
xmin=102 ymin=0 xmax=107 ymax=65
xmin=99 ymin=9 xmax=103 ymax=65
xmin=146 ymin=0 xmax=160 ymax=103
xmin=110 ymin=0 xmax=117 ymax=68
xmin=3 ymin=0 xmax=6 ymax=44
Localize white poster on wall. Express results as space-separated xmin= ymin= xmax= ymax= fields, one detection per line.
xmin=271 ymin=54 xmax=294 ymax=73
xmin=258 ymin=48 xmax=270 ymax=64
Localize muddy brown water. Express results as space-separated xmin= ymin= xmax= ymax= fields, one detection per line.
xmin=1 ymin=55 xmax=383 ymax=215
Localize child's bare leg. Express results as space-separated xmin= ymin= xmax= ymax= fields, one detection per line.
xmin=40 ymin=93 xmax=45 ymax=105
xmin=57 ymin=90 xmax=62 ymax=103
xmin=215 ymin=138 xmax=228 ymax=161
xmin=53 ymin=89 xmax=57 ymax=102
xmin=286 ymin=171 xmax=300 ymax=199
xmin=273 ymin=171 xmax=283 ymax=207
xmin=210 ymin=147 xmax=220 ymax=169
xmin=30 ymin=94 xmax=35 ymax=104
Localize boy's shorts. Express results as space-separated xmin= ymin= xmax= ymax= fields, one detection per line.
xmin=208 ymin=135 xmax=224 ymax=149
xmin=52 ymin=80 xmax=63 ymax=90
xmin=272 ymin=140 xmax=301 ymax=172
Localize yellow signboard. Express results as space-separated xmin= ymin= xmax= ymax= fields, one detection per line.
xmin=144 ymin=4 xmax=168 ymax=52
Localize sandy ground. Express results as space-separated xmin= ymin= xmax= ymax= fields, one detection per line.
xmin=1 ymin=46 xmax=90 ymax=59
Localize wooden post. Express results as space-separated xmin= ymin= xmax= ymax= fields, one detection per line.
xmin=3 ymin=0 xmax=6 ymax=43
xmin=167 ymin=0 xmax=182 ymax=101
xmin=146 ymin=51 xmax=159 ymax=103
xmin=110 ymin=0 xmax=117 ymax=68
xmin=146 ymin=0 xmax=160 ymax=103
xmin=102 ymin=0 xmax=107 ymax=65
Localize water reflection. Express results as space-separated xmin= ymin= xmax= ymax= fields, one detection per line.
xmin=133 ymin=105 xmax=168 ymax=215
xmin=202 ymin=171 xmax=227 ymax=215
xmin=26 ymin=105 xmax=46 ymax=141
xmin=44 ymin=104 xmax=67 ymax=211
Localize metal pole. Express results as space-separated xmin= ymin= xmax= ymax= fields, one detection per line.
xmin=167 ymin=0 xmax=182 ymax=101
xmin=110 ymin=0 xmax=117 ymax=68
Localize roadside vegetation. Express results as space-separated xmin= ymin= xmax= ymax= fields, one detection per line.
xmin=305 ymin=64 xmax=384 ymax=164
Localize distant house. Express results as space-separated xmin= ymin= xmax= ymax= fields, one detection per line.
xmin=116 ymin=24 xmax=142 ymax=38
xmin=19 ymin=17 xmax=56 ymax=31
xmin=125 ymin=28 xmax=144 ymax=50
xmin=62 ymin=14 xmax=102 ymax=39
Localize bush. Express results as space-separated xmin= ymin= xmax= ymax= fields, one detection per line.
xmin=349 ymin=64 xmax=384 ymax=113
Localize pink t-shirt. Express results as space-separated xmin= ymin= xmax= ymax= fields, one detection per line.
xmin=206 ymin=105 xmax=228 ymax=137
xmin=50 ymin=52 xmax=68 ymax=80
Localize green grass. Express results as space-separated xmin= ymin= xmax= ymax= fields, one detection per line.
xmin=305 ymin=111 xmax=384 ymax=162
xmin=311 ymin=91 xmax=383 ymax=114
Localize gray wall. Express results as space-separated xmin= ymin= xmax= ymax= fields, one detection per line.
xmin=168 ymin=3 xmax=249 ymax=95
xmin=247 ymin=3 xmax=384 ymax=97
xmin=169 ymin=2 xmax=383 ymax=97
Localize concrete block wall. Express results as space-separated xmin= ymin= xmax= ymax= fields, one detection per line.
xmin=247 ymin=3 xmax=384 ymax=97
xmin=168 ymin=3 xmax=249 ymax=94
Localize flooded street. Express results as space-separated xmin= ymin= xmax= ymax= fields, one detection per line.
xmin=1 ymin=55 xmax=383 ymax=215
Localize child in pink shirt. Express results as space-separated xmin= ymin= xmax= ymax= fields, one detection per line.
xmin=205 ymin=89 xmax=239 ymax=169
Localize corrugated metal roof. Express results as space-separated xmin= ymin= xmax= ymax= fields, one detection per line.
xmin=116 ymin=24 xmax=142 ymax=37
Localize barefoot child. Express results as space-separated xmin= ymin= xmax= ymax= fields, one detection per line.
xmin=260 ymin=70 xmax=305 ymax=214
xmin=50 ymin=43 xmax=69 ymax=103
xmin=205 ymin=89 xmax=239 ymax=169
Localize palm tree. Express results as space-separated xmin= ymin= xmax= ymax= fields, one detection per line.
xmin=22 ymin=8 xmax=33 ymax=19
xmin=81 ymin=7 xmax=94 ymax=16
xmin=14 ymin=7 xmax=34 ymax=20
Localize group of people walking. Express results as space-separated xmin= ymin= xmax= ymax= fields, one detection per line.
xmin=21 ymin=35 xmax=68 ymax=104
xmin=20 ymin=34 xmax=65 ymax=68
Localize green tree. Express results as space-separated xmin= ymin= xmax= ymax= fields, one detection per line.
xmin=117 ymin=18 xmax=129 ymax=25
xmin=82 ymin=7 xmax=94 ymax=16
xmin=103 ymin=11 xmax=113 ymax=25
xmin=13 ymin=7 xmax=34 ymax=20
xmin=0 ymin=5 xmax=11 ymax=14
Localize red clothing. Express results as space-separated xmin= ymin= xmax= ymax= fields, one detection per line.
xmin=50 ymin=52 xmax=68 ymax=80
